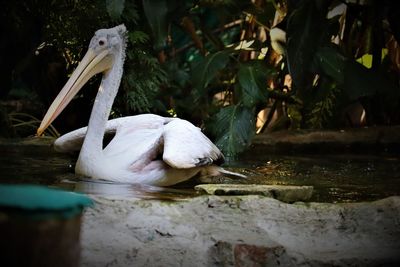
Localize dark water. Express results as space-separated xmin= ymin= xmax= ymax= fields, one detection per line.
xmin=1 ymin=138 xmax=399 ymax=203
xmin=235 ymin=152 xmax=400 ymax=202
xmin=0 ymin=139 xmax=197 ymax=201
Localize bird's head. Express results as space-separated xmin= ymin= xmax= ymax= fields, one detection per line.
xmin=90 ymin=24 xmax=127 ymax=62
xmin=37 ymin=25 xmax=127 ymax=136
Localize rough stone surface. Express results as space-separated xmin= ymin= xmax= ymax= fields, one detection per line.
xmin=194 ymin=184 xmax=313 ymax=203
xmin=81 ymin=195 xmax=400 ymax=267
xmin=250 ymin=126 xmax=400 ymax=153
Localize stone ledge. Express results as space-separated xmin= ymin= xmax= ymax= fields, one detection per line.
xmin=211 ymin=242 xmax=289 ymax=267
xmin=251 ymin=126 xmax=400 ymax=153
xmin=81 ymin=195 xmax=400 ymax=267
xmin=195 ymin=184 xmax=313 ymax=203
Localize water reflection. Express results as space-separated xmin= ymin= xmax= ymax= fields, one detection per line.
xmin=236 ymin=153 xmax=400 ymax=202
xmin=56 ymin=178 xmax=198 ymax=201
xmin=0 ymin=143 xmax=73 ymax=185
xmin=1 ymin=139 xmax=400 ymax=203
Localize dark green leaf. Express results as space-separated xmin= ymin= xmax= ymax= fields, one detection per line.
xmin=287 ymin=102 xmax=302 ymax=129
xmin=128 ymin=31 xmax=149 ymax=44
xmin=286 ymin=0 xmax=327 ymax=90
xmin=122 ymin=1 xmax=139 ymax=23
xmin=342 ymin=61 xmax=379 ymax=100
xmin=142 ymin=0 xmax=169 ymax=51
xmin=237 ymin=61 xmax=271 ymax=107
xmin=164 ymin=60 xmax=190 ymax=87
xmin=314 ymin=46 xmax=346 ymax=83
xmin=306 ymin=79 xmax=339 ymax=129
xmin=210 ymin=105 xmax=255 ymax=157
xmin=106 ymin=0 xmax=125 ymax=20
xmin=192 ymin=51 xmax=230 ymax=92
xmin=316 ymin=47 xmax=399 ymax=104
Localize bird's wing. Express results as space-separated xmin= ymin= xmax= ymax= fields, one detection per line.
xmin=54 ymin=113 xmax=172 ymax=158
xmin=53 ymin=127 xmax=86 ymax=152
xmin=102 ymin=115 xmax=167 ymax=159
xmin=53 ymin=117 xmax=127 ymax=152
xmin=162 ymin=119 xmax=224 ymax=169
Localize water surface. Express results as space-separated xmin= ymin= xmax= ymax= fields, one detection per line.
xmin=235 ymin=152 xmax=400 ymax=202
xmin=1 ymin=138 xmax=399 ymax=203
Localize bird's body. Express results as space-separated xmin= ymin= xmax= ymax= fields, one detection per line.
xmin=55 ymin=114 xmax=224 ymax=186
xmin=38 ymin=25 xmax=242 ymax=186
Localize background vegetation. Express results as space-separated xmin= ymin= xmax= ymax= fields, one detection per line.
xmin=1 ymin=0 xmax=399 ymax=157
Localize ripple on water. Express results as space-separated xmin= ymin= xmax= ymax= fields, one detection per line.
xmin=1 ymin=141 xmax=400 ymax=202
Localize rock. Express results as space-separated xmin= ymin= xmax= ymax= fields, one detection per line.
xmin=211 ymin=242 xmax=291 ymax=267
xmin=250 ymin=126 xmax=400 ymax=153
xmin=81 ymin=195 xmax=400 ymax=267
xmin=195 ymin=184 xmax=313 ymax=202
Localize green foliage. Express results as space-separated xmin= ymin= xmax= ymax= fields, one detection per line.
xmin=192 ymin=51 xmax=231 ymax=92
xmin=314 ymin=45 xmax=399 ymax=110
xmin=120 ymin=48 xmax=168 ymax=114
xmin=314 ymin=47 xmax=346 ymax=84
xmin=287 ymin=98 xmax=303 ymax=130
xmin=106 ymin=0 xmax=125 ymax=20
xmin=142 ymin=0 xmax=170 ymax=51
xmin=128 ymin=31 xmax=149 ymax=44
xmin=237 ymin=61 xmax=272 ymax=107
xmin=285 ymin=0 xmax=400 ymax=128
xmin=2 ymin=0 xmax=400 ymax=156
xmin=286 ymin=0 xmax=326 ymax=90
xmin=342 ymin=61 xmax=380 ymax=100
xmin=209 ymin=105 xmax=255 ymax=158
xmin=306 ymin=81 xmax=340 ymax=129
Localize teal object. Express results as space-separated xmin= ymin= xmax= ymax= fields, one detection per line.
xmin=0 ymin=184 xmax=93 ymax=219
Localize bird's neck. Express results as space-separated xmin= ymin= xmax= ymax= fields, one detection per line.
xmin=80 ymin=51 xmax=125 ymax=157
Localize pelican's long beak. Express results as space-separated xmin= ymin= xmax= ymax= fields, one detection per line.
xmin=37 ymin=48 xmax=113 ymax=136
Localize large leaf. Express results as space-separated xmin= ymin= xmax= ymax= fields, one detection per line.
xmin=164 ymin=60 xmax=190 ymax=88
xmin=315 ymin=46 xmax=378 ymax=100
xmin=314 ymin=46 xmax=346 ymax=84
xmin=122 ymin=0 xmax=139 ymax=23
xmin=210 ymin=105 xmax=255 ymax=157
xmin=315 ymin=46 xmax=398 ymax=102
xmin=237 ymin=61 xmax=272 ymax=107
xmin=192 ymin=51 xmax=230 ymax=92
xmin=286 ymin=0 xmax=327 ymax=90
xmin=342 ymin=60 xmax=399 ymax=111
xmin=142 ymin=0 xmax=169 ymax=51
xmin=106 ymin=0 xmax=125 ymax=20
xmin=342 ymin=61 xmax=380 ymax=100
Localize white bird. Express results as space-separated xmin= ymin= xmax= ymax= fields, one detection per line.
xmin=37 ymin=25 xmax=243 ymax=186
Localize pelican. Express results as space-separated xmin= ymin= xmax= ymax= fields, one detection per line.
xmin=37 ymin=25 xmax=243 ymax=186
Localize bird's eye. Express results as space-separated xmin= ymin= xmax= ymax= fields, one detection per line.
xmin=99 ymin=40 xmax=105 ymax=46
